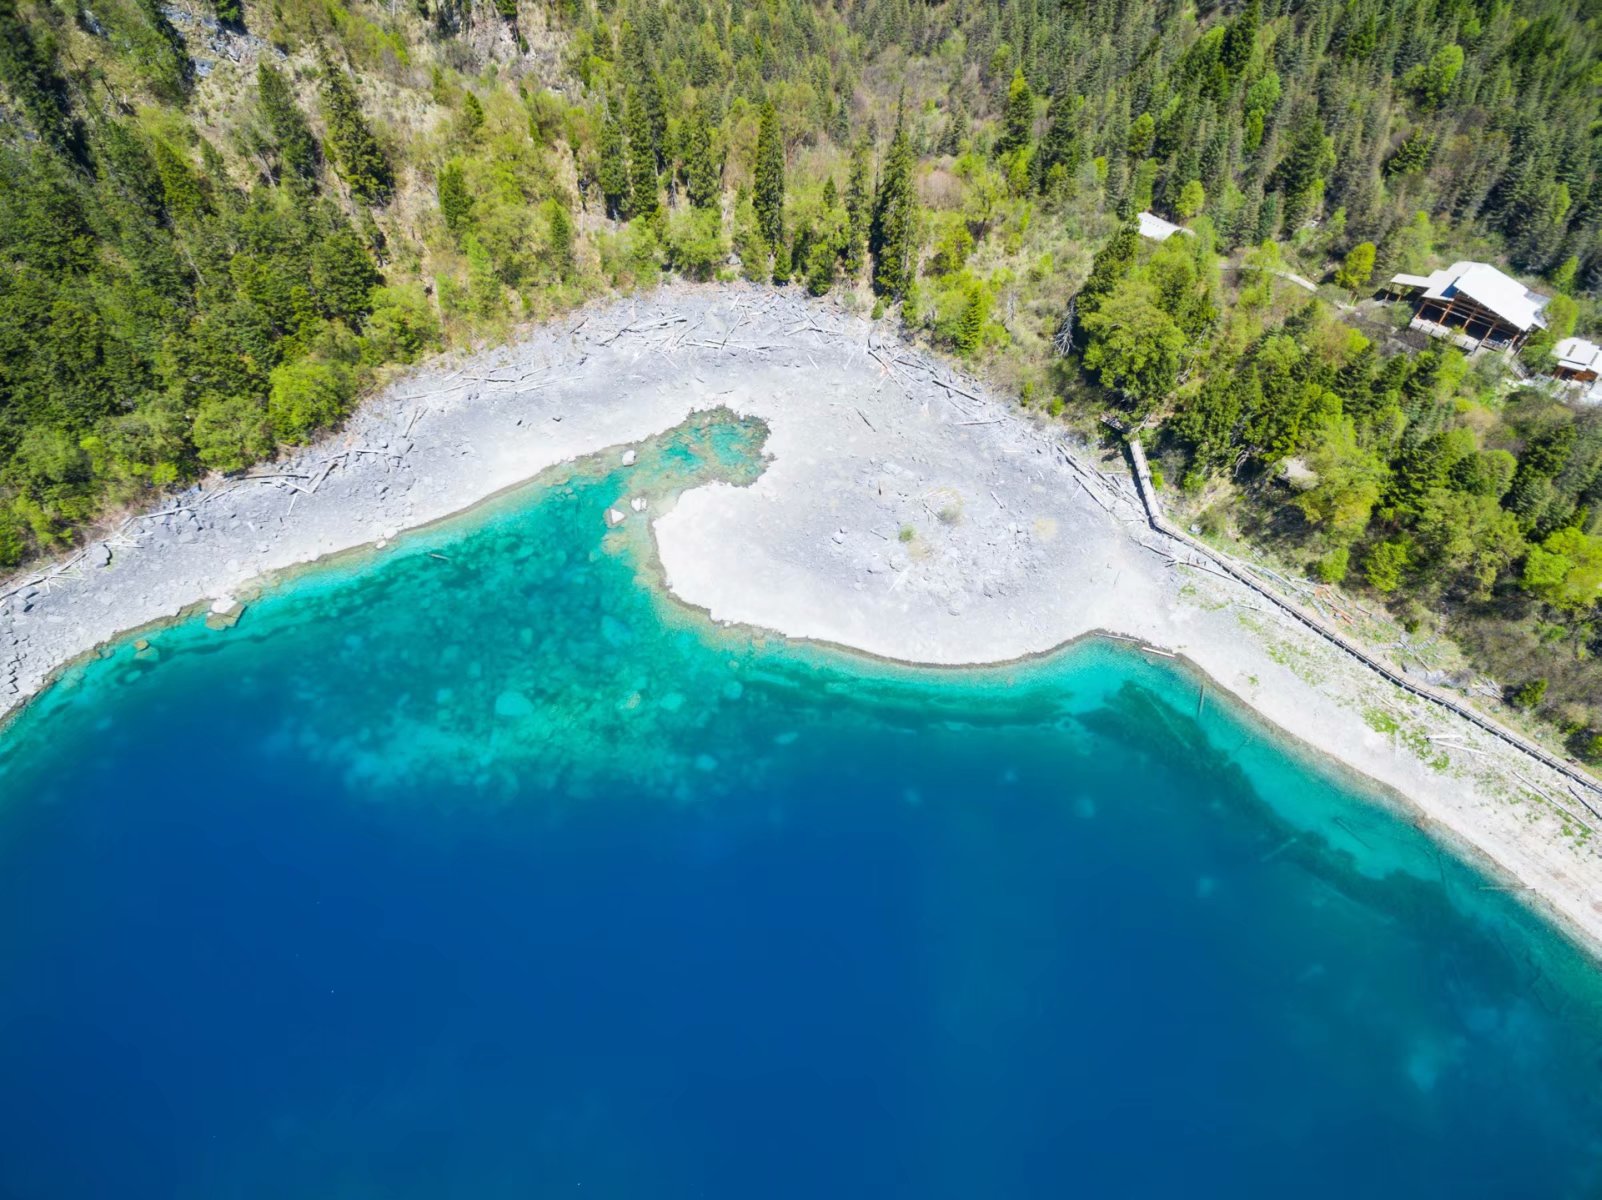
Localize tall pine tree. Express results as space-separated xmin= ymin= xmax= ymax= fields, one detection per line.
xmin=843 ymin=136 xmax=871 ymax=278
xmin=318 ymin=50 xmax=392 ymax=204
xmin=754 ymin=100 xmax=785 ymax=247
xmin=257 ymin=63 xmax=319 ymax=189
xmin=870 ymin=107 xmax=917 ymax=297
xmin=625 ymin=88 xmax=660 ymax=222
xmin=683 ymin=108 xmax=719 ymax=211
xmin=995 ymin=68 xmax=1034 ymax=158
xmin=598 ymin=107 xmax=631 ymax=220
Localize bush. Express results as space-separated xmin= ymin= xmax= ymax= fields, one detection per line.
xmin=1511 ymin=678 xmax=1549 ymax=710
xmin=665 ymin=208 xmax=726 ymax=281
xmin=192 ymin=393 xmax=273 ymax=473
xmin=267 ymin=358 xmax=354 ymax=444
xmin=1364 ymin=539 xmax=1411 ymax=593
xmin=360 ymin=285 xmax=442 ymax=366
xmin=1313 ymin=546 xmax=1350 ymax=583
xmin=0 ymin=508 xmax=27 ymax=568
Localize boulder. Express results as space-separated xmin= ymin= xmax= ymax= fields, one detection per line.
xmin=494 ymin=689 xmax=535 ymax=719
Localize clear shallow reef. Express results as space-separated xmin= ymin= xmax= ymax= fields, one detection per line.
xmin=2 ymin=414 xmax=1602 ymax=1199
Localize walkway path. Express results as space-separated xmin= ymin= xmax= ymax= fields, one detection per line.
xmin=1118 ymin=434 xmax=1602 ymax=806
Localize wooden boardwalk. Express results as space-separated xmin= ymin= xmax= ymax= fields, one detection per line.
xmin=1117 ymin=434 xmax=1602 ymax=808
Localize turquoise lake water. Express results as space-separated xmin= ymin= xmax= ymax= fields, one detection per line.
xmin=3 ymin=413 xmax=1602 ymax=1198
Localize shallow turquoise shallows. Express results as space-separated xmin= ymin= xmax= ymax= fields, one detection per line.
xmin=3 ymin=413 xmax=1602 ymax=1199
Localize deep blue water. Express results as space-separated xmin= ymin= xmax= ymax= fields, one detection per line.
xmin=3 ymin=414 xmax=1602 ymax=1198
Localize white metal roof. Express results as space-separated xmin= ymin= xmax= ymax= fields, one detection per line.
xmin=1555 ymin=337 xmax=1602 ymax=372
xmin=1389 ymin=261 xmax=1549 ymax=332
xmin=1137 ymin=211 xmax=1191 ymax=241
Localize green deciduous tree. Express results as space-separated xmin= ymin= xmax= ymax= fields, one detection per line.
xmin=1081 ymin=280 xmax=1185 ymax=414
xmin=1335 ymin=242 xmax=1376 ymax=298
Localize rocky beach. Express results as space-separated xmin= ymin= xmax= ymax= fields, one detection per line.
xmin=4 ymin=283 xmax=1602 ymax=953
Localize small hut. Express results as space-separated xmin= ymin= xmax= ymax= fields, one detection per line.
xmin=1553 ymin=337 xmax=1602 ymax=384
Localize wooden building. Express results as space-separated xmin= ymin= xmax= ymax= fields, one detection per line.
xmin=1388 ymin=262 xmax=1549 ymax=353
xmin=1554 ymin=337 xmax=1602 ymax=384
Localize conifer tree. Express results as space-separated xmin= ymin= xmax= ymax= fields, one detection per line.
xmin=806 ymin=237 xmax=835 ymax=295
xmin=754 ymin=100 xmax=785 ymax=247
xmin=940 ymin=95 xmax=969 ymax=155
xmin=459 ymin=91 xmax=484 ymax=140
xmin=870 ymin=107 xmax=917 ymax=296
xmin=996 ymin=68 xmax=1034 ymax=158
xmin=318 ymin=51 xmax=392 ymax=204
xmin=598 ymin=110 xmax=631 ymax=219
xmin=1067 ymin=214 xmax=1139 ymax=349
xmin=257 ymin=63 xmax=320 ymax=188
xmin=1220 ymin=0 xmax=1259 ymax=77
xmin=843 ymin=136 xmax=871 ymax=277
xmin=1036 ymin=94 xmax=1081 ymax=190
xmin=437 ymin=161 xmax=472 ymax=239
xmin=625 ymin=88 xmax=660 ymax=222
xmin=639 ymin=72 xmax=667 ymax=167
xmin=683 ymin=109 xmax=719 ymax=211
xmin=0 ymin=0 xmax=79 ymax=154
xmin=545 ymin=199 xmax=574 ymax=279
xmin=954 ymin=279 xmax=987 ymax=356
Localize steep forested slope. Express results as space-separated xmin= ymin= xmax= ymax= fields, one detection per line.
xmin=2 ymin=0 xmax=1600 ymax=758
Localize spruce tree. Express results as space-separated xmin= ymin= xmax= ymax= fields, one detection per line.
xmin=545 ymin=199 xmax=574 ymax=279
xmin=257 ymin=63 xmax=320 ymax=188
xmin=437 ymin=161 xmax=472 ymax=239
xmin=683 ymin=109 xmax=720 ymax=211
xmin=939 ymin=95 xmax=969 ymax=155
xmin=318 ymin=51 xmax=392 ymax=204
xmin=1220 ymin=0 xmax=1259 ymax=78
xmin=806 ymin=237 xmax=835 ymax=295
xmin=598 ymin=110 xmax=631 ymax=219
xmin=996 ymin=68 xmax=1034 ymax=158
xmin=1036 ymin=94 xmax=1080 ymax=189
xmin=625 ymin=88 xmax=660 ymax=222
xmin=870 ymin=109 xmax=917 ymax=297
xmin=954 ymin=280 xmax=987 ymax=356
xmin=1068 ymin=214 xmax=1139 ymax=349
xmin=843 ymin=136 xmax=870 ymax=278
xmin=459 ymin=91 xmax=484 ymax=140
xmin=754 ymin=100 xmax=785 ymax=247
xmin=639 ymin=71 xmax=667 ymax=167
xmin=0 ymin=0 xmax=80 ymax=154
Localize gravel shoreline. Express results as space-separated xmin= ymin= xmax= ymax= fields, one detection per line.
xmin=5 ymin=283 xmax=1601 ymax=952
